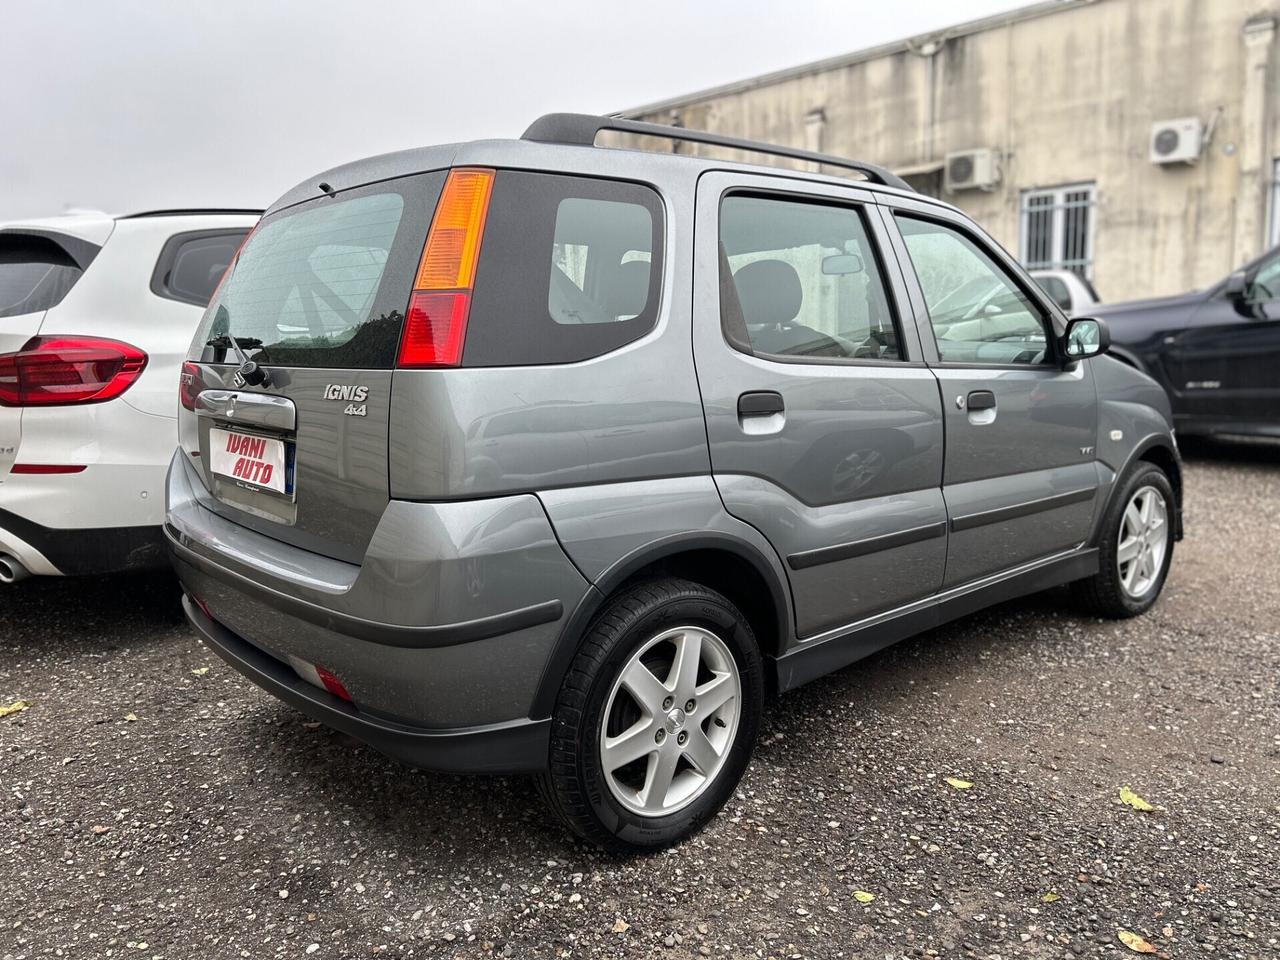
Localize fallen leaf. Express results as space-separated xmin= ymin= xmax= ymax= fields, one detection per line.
xmin=611 ymin=919 xmax=630 ymax=934
xmin=1119 ymin=787 xmax=1155 ymax=812
xmin=0 ymin=700 xmax=29 ymax=718
xmin=1118 ymin=930 xmax=1157 ymax=953
xmin=91 ymin=825 xmax=110 ymax=835
xmin=191 ymin=667 xmax=210 ymax=676
xmin=1042 ymin=892 xmax=1060 ymax=903
xmin=853 ymin=890 xmax=876 ymax=904
xmin=302 ymin=722 xmax=321 ymax=730
xmin=945 ymin=777 xmax=973 ymax=790
xmin=124 ymin=713 xmax=138 ymax=722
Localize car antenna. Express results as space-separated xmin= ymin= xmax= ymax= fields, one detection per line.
xmin=318 ymin=181 xmax=335 ymax=197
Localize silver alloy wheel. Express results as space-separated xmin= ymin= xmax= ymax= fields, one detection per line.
xmin=1117 ymin=484 xmax=1169 ymax=599
xmin=599 ymin=625 xmax=741 ymax=818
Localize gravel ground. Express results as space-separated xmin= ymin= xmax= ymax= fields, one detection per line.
xmin=3 ymin=441 xmax=1278 ymax=960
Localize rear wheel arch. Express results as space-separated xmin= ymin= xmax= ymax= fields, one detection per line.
xmin=530 ymin=535 xmax=791 ymax=719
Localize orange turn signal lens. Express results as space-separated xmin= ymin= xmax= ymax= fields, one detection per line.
xmin=413 ymin=168 xmax=494 ymax=290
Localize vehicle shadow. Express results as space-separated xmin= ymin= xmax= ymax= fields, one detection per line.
xmin=0 ymin=569 xmax=187 ymax=649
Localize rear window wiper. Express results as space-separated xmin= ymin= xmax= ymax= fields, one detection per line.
xmin=205 ymin=334 xmax=272 ymax=387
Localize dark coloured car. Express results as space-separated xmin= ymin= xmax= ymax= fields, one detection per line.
xmin=166 ymin=114 xmax=1183 ymax=851
xmin=1095 ymin=244 xmax=1280 ymax=439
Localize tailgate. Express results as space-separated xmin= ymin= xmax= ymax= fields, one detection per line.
xmin=178 ymin=172 xmax=445 ymax=562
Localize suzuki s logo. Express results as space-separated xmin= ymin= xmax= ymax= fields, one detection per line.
xmin=324 ymin=383 xmax=369 ymax=417
xmin=323 ymin=384 xmax=368 ymax=402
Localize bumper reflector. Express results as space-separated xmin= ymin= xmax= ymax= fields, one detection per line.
xmin=286 ymin=655 xmax=354 ymax=703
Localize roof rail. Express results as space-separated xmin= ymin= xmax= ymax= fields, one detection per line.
xmin=120 ymin=208 xmax=264 ymax=219
xmin=521 ymin=113 xmax=913 ymax=193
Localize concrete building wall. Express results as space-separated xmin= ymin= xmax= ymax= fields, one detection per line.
xmin=627 ymin=0 xmax=1279 ymax=302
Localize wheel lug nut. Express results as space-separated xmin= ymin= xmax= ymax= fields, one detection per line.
xmin=677 ymin=731 xmax=688 ymax=745
xmin=655 ymin=729 xmax=666 ymax=743
xmin=662 ymin=696 xmax=673 ymax=710
xmin=685 ymin=699 xmax=695 ymax=712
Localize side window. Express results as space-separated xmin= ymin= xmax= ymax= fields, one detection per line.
xmin=1246 ymin=250 xmax=1280 ymax=303
xmin=152 ymin=230 xmax=250 ymax=307
xmin=896 ymin=215 xmax=1051 ymax=365
xmin=464 ymin=172 xmax=663 ymax=366
xmin=549 ymin=198 xmax=653 ymax=325
xmin=719 ymin=194 xmax=901 ymax=362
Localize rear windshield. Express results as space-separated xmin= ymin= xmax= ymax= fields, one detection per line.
xmin=0 ymin=235 xmax=86 ymax=319
xmin=194 ymin=173 xmax=443 ymax=368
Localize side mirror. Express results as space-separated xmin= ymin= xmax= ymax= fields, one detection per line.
xmin=1062 ymin=316 xmax=1110 ymax=362
xmin=1223 ymin=270 xmax=1248 ymax=298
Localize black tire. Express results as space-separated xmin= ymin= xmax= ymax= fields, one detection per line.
xmin=538 ymin=577 xmax=763 ymax=852
xmin=1074 ymin=461 xmax=1175 ymax=618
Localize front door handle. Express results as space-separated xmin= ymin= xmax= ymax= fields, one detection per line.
xmin=738 ymin=391 xmax=784 ymax=417
xmin=966 ymin=390 xmax=996 ymax=411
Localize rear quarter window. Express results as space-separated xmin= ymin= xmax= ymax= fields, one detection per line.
xmin=463 ymin=172 xmax=664 ymax=366
xmin=0 ymin=234 xmax=86 ymax=319
xmin=151 ymin=230 xmax=252 ymax=306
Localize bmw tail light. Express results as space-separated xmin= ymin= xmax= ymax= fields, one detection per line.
xmin=0 ymin=336 xmax=148 ymax=407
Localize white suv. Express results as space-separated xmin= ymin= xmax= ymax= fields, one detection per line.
xmin=0 ymin=209 xmax=258 ymax=582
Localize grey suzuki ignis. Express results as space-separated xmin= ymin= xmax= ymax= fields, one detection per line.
xmin=167 ymin=114 xmax=1182 ymax=851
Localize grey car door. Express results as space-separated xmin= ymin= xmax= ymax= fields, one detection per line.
xmin=693 ymin=171 xmax=947 ymax=641
xmin=880 ymin=199 xmax=1101 ymax=587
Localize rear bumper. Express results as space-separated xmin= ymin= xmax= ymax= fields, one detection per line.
xmin=165 ymin=451 xmax=590 ymax=732
xmin=0 ymin=505 xmax=166 ymax=576
xmin=183 ymin=596 xmax=550 ymax=774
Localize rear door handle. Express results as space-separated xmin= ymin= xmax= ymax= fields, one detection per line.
xmin=738 ymin=391 xmax=784 ymax=417
xmin=966 ymin=390 xmax=996 ymax=411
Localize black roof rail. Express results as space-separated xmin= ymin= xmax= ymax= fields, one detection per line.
xmin=521 ymin=113 xmax=914 ymax=193
xmin=120 ymin=208 xmax=264 ymax=219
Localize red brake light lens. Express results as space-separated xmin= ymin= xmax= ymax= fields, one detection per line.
xmin=180 ymin=361 xmax=203 ymax=411
xmin=0 ymin=336 xmax=148 ymax=407
xmin=398 ymin=291 xmax=471 ymax=368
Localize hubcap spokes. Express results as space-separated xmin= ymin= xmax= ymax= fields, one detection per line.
xmin=1118 ymin=485 xmax=1168 ymax=599
xmin=600 ymin=626 xmax=741 ymax=817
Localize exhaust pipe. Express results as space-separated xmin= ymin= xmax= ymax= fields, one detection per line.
xmin=0 ymin=554 xmax=30 ymax=584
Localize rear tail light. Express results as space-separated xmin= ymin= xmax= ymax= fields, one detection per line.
xmin=179 ymin=361 xmax=204 ymax=411
xmin=0 ymin=336 xmax=148 ymax=407
xmin=397 ymin=168 xmax=494 ymax=368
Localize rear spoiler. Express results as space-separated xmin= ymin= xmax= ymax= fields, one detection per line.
xmin=0 ymin=228 xmax=101 ymax=271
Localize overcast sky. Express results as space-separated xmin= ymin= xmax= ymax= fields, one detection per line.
xmin=1 ymin=0 xmax=1027 ymax=221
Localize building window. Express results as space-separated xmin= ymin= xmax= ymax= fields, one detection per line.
xmin=1020 ymin=183 xmax=1096 ymax=279
xmin=1269 ymin=158 xmax=1280 ymax=248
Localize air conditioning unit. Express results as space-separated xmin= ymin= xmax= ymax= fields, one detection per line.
xmin=944 ymin=149 xmax=1000 ymax=192
xmin=1149 ymin=117 xmax=1203 ymax=164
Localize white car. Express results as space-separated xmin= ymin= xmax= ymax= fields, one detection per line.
xmin=0 ymin=209 xmax=258 ymax=582
xmin=1029 ymin=268 xmax=1100 ymax=315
